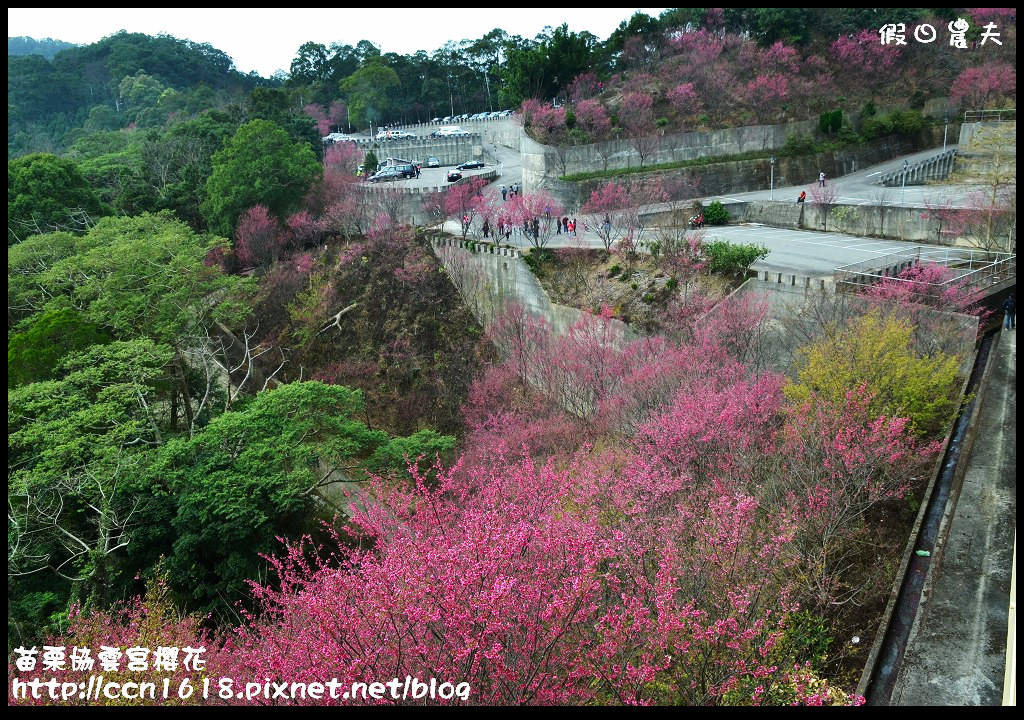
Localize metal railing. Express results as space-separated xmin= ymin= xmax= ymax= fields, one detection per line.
xmin=963 ymin=109 xmax=1017 ymax=123
xmin=877 ymin=149 xmax=957 ymax=187
xmin=835 ymin=246 xmax=1016 ymax=294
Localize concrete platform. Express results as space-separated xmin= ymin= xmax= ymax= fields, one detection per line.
xmin=892 ymin=327 xmax=1016 ymax=705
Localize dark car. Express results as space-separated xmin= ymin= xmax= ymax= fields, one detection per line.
xmin=446 ymin=170 xmax=463 ymax=183
xmin=369 ymin=167 xmax=403 ymax=183
xmin=456 ymin=160 xmax=485 ymax=170
xmin=389 ymin=162 xmax=417 ymax=178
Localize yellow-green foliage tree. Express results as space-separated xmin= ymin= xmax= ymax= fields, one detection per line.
xmin=784 ymin=310 xmax=961 ymax=437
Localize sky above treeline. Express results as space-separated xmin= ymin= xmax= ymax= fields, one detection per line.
xmin=8 ymin=7 xmax=669 ymax=77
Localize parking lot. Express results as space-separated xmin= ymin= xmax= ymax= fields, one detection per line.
xmin=469 ymin=221 xmax=922 ymax=278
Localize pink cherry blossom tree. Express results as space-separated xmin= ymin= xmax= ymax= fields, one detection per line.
xmin=619 ymin=92 xmax=660 ymax=168
xmin=235 ymin=205 xmax=284 ymax=269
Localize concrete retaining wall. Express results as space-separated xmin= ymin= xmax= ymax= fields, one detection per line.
xmin=332 ymin=136 xmax=482 ymax=167
xmin=547 ymin=128 xmax=949 ymax=212
xmin=430 ymin=237 xmax=637 ymax=345
xmin=728 ymin=199 xmax=980 ymax=246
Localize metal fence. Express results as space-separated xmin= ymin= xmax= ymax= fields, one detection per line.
xmin=963 ymin=109 xmax=1017 ymax=123
xmin=835 ymin=246 xmax=1016 ymax=294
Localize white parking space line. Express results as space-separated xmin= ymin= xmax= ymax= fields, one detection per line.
xmin=843 ymin=241 xmax=905 ymax=250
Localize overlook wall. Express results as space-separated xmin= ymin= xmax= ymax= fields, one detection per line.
xmin=548 ymin=127 xmax=950 ymax=211
xmin=429 ymin=237 xmax=637 ymax=346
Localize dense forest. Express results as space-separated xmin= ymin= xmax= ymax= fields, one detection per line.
xmin=8 ymin=36 xmax=78 ymax=59
xmin=7 ymin=7 xmax=1015 ymax=706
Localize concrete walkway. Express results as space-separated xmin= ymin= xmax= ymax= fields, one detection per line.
xmin=892 ymin=327 xmax=1016 ymax=705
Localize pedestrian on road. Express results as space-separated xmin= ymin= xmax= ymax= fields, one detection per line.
xmin=482 ymin=219 xmax=490 ymax=238
xmin=501 ymin=185 xmax=507 ymax=201
xmin=819 ymin=171 xmax=826 ymax=187
xmin=798 ymin=190 xmax=807 ymax=203
xmin=570 ymin=218 xmax=577 ymax=236
xmin=562 ymin=217 xmax=569 ymax=234
xmin=604 ymin=215 xmax=611 ymax=238
xmin=1002 ymin=292 xmax=1016 ymax=330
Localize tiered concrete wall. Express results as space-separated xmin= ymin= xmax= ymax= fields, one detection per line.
xmin=536 ymin=120 xmax=819 ymax=180
xmin=725 ymin=199 xmax=978 ymax=246
xmin=878 ymin=149 xmax=958 ymax=186
xmin=429 ymin=237 xmax=637 ymax=345
xmin=399 ymin=117 xmax=522 ymax=148
xmin=332 ymin=136 xmax=482 ymax=167
xmin=548 ymin=128 xmax=948 ymax=211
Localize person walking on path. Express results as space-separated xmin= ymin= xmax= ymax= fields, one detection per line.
xmin=1002 ymin=292 xmax=1016 ymax=330
xmin=798 ymin=190 xmax=807 ymax=203
xmin=482 ymin=219 xmax=490 ymax=238
xmin=818 ymin=171 xmax=826 ymax=187
xmin=501 ymin=185 xmax=507 ymax=201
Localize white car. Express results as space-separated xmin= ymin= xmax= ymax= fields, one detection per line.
xmin=323 ymin=133 xmax=353 ymax=143
xmin=376 ymin=129 xmax=417 ymax=141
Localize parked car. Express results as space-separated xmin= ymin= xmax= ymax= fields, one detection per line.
xmin=456 ymin=160 xmax=484 ymax=170
xmin=446 ymin=170 xmax=463 ymax=182
xmin=323 ymin=132 xmax=353 ymax=143
xmin=424 ymin=156 xmax=441 ymax=168
xmin=369 ymin=167 xmax=404 ymax=183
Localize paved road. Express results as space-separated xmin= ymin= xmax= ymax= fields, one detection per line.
xmin=708 ymin=145 xmax=982 ymax=209
xmin=428 ymin=140 xmax=990 ymax=278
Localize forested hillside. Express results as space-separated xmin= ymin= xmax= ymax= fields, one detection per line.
xmin=8 ymin=36 xmax=78 ymax=59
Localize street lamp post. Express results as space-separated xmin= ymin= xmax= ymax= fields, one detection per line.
xmin=770 ymin=155 xmax=776 ymax=201
xmin=900 ymin=159 xmax=909 ymax=205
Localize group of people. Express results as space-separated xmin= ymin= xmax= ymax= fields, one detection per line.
xmin=493 ymin=217 xmax=543 ymax=242
xmin=555 ymin=217 xmax=578 ymax=235
xmin=500 ymin=183 xmax=520 ymax=201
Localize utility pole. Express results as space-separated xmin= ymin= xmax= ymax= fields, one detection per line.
xmin=901 ymin=159 xmax=909 ymax=205
xmin=770 ymin=155 xmax=776 ymax=200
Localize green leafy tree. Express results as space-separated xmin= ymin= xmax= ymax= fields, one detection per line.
xmin=784 ymin=310 xmax=961 ymax=437
xmin=9 ymin=339 xmax=174 ymax=605
xmin=144 ymin=382 xmax=391 ymax=611
xmin=703 ymin=200 xmax=731 ymax=225
xmin=367 ymin=429 xmax=458 ymax=479
xmin=118 ymin=70 xmax=167 ymax=126
xmin=8 ymin=153 xmax=109 ymax=245
xmin=29 ymin=213 xmax=251 ymax=432
xmin=8 ymin=230 xmax=81 ymax=326
xmin=8 ymin=308 xmax=112 ymax=387
xmin=339 ymin=62 xmax=401 ymax=128
xmin=702 ymin=240 xmax=769 ymax=277
xmin=202 ymin=119 xmax=321 ymax=237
